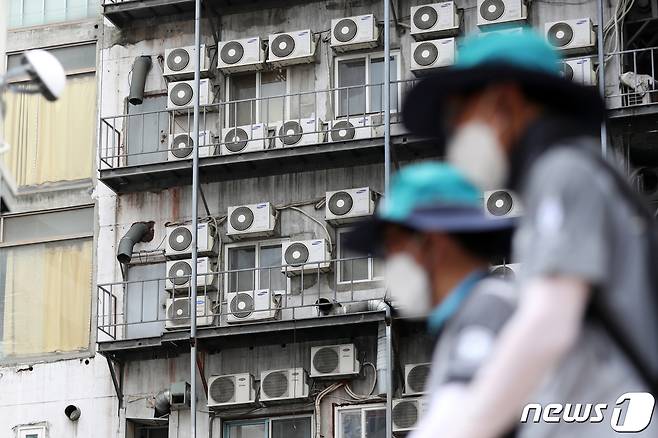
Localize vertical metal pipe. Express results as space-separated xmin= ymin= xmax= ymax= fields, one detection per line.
xmin=596 ymin=0 xmax=607 ymax=156
xmin=191 ymin=1 xmax=201 ymax=438
xmin=384 ymin=0 xmax=391 ymax=195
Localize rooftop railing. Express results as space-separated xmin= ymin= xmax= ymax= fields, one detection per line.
xmin=98 ymin=80 xmax=414 ymax=170
xmin=97 ymin=255 xmax=386 ymax=342
xmin=606 ymin=46 xmax=658 ymax=109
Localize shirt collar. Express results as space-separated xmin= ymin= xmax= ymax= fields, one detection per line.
xmin=427 ymin=269 xmax=488 ymax=334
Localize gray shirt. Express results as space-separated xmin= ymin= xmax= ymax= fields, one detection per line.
xmin=514 ymin=146 xmax=658 ymax=438
xmin=427 ymin=276 xmax=516 ymax=391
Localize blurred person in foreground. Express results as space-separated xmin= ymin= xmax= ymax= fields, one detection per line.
xmin=403 ymin=29 xmax=658 ymax=437
xmin=346 ymin=162 xmax=517 ymax=432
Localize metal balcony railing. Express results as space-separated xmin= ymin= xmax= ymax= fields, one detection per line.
xmin=606 ymin=46 xmax=658 ymax=109
xmin=98 ymin=80 xmax=415 ymax=170
xmin=97 ymin=255 xmax=386 ymax=342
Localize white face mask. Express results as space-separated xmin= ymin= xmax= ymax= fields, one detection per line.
xmin=446 ymin=121 xmax=509 ymax=190
xmin=385 ymin=253 xmax=432 ymax=319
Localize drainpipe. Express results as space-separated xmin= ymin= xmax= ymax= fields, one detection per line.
xmin=384 ymin=303 xmax=393 ymax=438
xmin=384 ymin=0 xmax=391 ymax=195
xmin=117 ymin=222 xmax=153 ymax=264
xmin=128 ymin=56 xmax=152 ymax=106
xmin=596 ymin=0 xmax=607 ymax=156
xmin=190 ymin=0 xmax=202 ymax=438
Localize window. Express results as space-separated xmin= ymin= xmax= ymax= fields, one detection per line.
xmin=226 ymin=70 xmax=288 ymax=127
xmin=336 ymin=405 xmax=385 ymax=438
xmin=3 ymin=43 xmax=96 ymax=186
xmin=335 ymin=53 xmax=400 ymax=117
xmin=9 ymin=0 xmax=99 ymax=28
xmin=127 ymin=419 xmax=168 ymax=438
xmin=0 ymin=206 xmax=93 ymax=361
xmin=337 ymin=230 xmax=383 ymax=283
xmin=225 ymin=240 xmax=288 ymax=292
xmin=224 ymin=415 xmax=312 ymax=438
xmin=18 ymin=425 xmax=47 ymax=438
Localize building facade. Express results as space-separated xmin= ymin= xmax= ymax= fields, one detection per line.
xmin=1 ymin=0 xmax=657 ymax=438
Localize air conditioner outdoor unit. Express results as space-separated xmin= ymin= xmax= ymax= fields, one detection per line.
xmin=411 ymin=38 xmax=456 ymax=73
xmin=260 ymin=368 xmax=309 ymax=402
xmin=221 ymin=123 xmax=267 ymax=155
xmin=227 ymin=202 xmax=277 ymax=238
xmin=274 ymin=118 xmax=322 ymax=147
xmin=562 ymin=57 xmax=596 ymax=85
xmin=330 ymin=14 xmax=379 ymax=52
xmin=226 ymin=289 xmax=281 ymax=323
xmin=168 ymin=130 xmax=215 ymax=161
xmin=165 ymin=222 xmax=216 ymax=257
xmin=483 ymin=189 xmax=523 ymax=218
xmin=404 ymin=363 xmax=431 ymax=396
xmin=545 ymin=18 xmax=596 ymax=54
xmin=325 ymin=187 xmax=375 ymax=224
xmin=328 ymin=117 xmax=371 ymax=142
xmin=490 ymin=263 xmax=521 ymax=280
xmin=476 ymin=0 xmax=527 ymax=26
xmin=411 ymin=2 xmax=460 ymax=39
xmin=165 ymin=257 xmax=216 ymax=291
xmin=310 ymin=343 xmax=360 ymax=378
xmin=167 ymin=78 xmax=214 ymax=110
xmin=217 ymin=37 xmax=265 ymax=73
xmin=207 ymin=373 xmax=256 ymax=408
xmin=281 ymin=239 xmax=331 ymax=276
xmin=165 ymin=296 xmax=214 ymax=330
xmin=478 ymin=26 xmax=524 ymax=37
xmin=164 ymin=45 xmax=211 ymax=80
xmin=393 ymin=398 xmax=428 ymax=433
xmin=268 ymin=30 xmax=317 ymax=67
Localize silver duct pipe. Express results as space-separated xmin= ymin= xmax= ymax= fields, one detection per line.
xmin=154 ymin=388 xmax=171 ymax=418
xmin=117 ymin=222 xmax=151 ymax=264
xmin=128 ymin=56 xmax=152 ymax=106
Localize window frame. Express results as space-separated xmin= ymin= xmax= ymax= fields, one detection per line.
xmin=9 ymin=0 xmax=98 ymax=29
xmin=0 ymin=204 xmax=94 ymax=248
xmin=336 ymin=228 xmax=383 ymax=285
xmin=17 ymin=424 xmax=47 ymax=438
xmin=223 ymin=414 xmax=314 ymax=438
xmin=223 ymin=237 xmax=291 ymax=293
xmin=224 ymin=68 xmax=292 ymax=127
xmin=333 ymin=51 xmax=402 ymax=118
xmin=6 ymin=41 xmax=97 ymax=84
xmin=334 ymin=403 xmax=386 ymax=438
xmin=0 ymin=205 xmax=96 ymax=366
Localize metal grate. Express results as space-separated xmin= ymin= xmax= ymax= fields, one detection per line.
xmin=407 ymin=364 xmax=430 ymax=393
xmin=313 ymin=347 xmax=339 ymax=374
xmin=209 ymin=376 xmax=235 ymax=404
xmin=393 ymin=400 xmax=419 ymax=430
xmin=262 ymin=371 xmax=289 ymax=398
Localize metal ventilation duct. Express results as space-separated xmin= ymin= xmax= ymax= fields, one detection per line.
xmin=128 ymin=56 xmax=152 ymax=105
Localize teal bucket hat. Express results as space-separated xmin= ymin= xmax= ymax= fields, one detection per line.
xmin=403 ymin=28 xmax=606 ymax=142
xmin=345 ymin=162 xmax=515 ymax=255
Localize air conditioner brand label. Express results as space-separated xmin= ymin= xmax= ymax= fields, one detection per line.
xmin=247 ymin=38 xmax=258 ymax=43
xmin=298 ymin=31 xmax=309 ymax=36
xmin=356 ymin=189 xmax=367 ymax=193
xmin=440 ymin=3 xmax=450 ymax=7
xmin=311 ymin=240 xmax=322 ymax=245
xmin=360 ymin=16 xmax=369 ymax=20
xmin=196 ymin=299 xmax=205 ymax=305
xmin=256 ymin=203 xmax=267 ymax=208
xmin=576 ymin=19 xmax=587 ymax=25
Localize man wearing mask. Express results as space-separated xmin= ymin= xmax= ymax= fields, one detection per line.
xmin=403 ymin=30 xmax=658 ymax=437
xmin=346 ymin=161 xmax=517 ymax=432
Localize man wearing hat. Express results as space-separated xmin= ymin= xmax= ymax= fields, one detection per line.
xmin=403 ymin=29 xmax=657 ymax=437
xmin=346 ymin=161 xmax=517 ymax=432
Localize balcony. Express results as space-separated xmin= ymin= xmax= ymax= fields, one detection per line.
xmin=97 ymin=256 xmax=388 ymax=361
xmin=606 ymin=46 xmax=658 ymax=118
xmin=102 ymin=0 xmax=325 ymax=28
xmin=98 ymin=80 xmax=436 ymax=194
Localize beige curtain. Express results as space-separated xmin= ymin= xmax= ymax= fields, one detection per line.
xmin=2 ymin=75 xmax=96 ymax=186
xmin=2 ymin=239 xmax=92 ymax=357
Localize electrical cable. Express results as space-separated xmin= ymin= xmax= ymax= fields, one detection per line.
xmin=345 ymin=362 xmax=378 ymax=400
xmin=281 ymin=205 xmax=333 ymax=253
